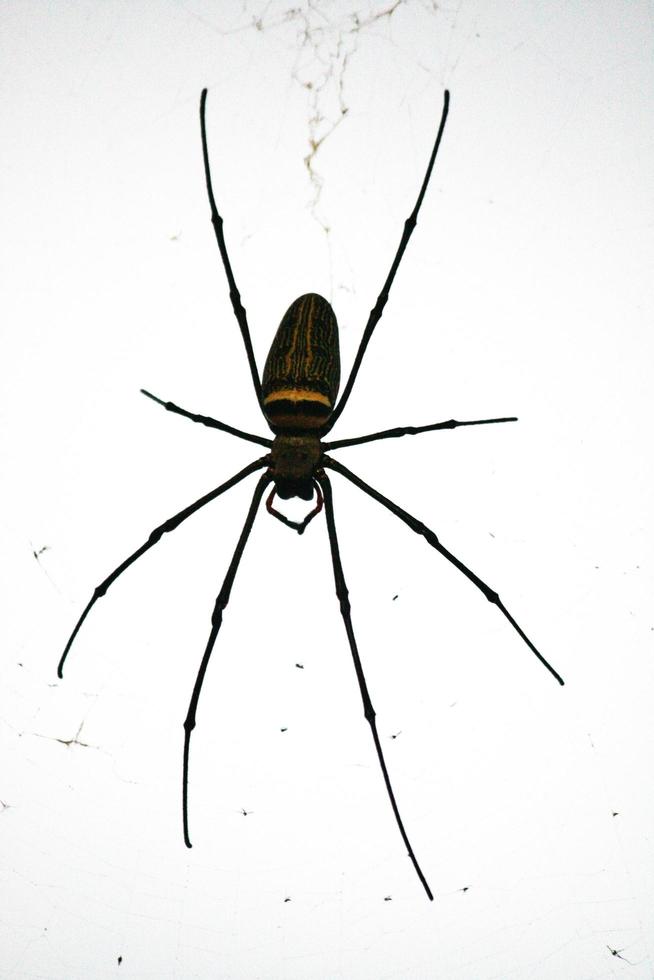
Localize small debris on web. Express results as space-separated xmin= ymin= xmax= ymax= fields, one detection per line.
xmin=35 ymin=721 xmax=93 ymax=750
xmin=606 ymin=946 xmax=635 ymax=964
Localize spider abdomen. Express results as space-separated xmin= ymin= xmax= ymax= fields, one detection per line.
xmin=262 ymin=293 xmax=340 ymax=432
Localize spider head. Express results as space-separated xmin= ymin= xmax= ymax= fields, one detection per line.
xmin=270 ymin=434 xmax=321 ymax=499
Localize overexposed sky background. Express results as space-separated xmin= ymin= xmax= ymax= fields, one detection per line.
xmin=2 ymin=1 xmax=653 ymax=977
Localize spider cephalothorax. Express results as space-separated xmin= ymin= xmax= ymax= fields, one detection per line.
xmin=267 ymin=429 xmax=324 ymax=533
xmin=57 ymin=88 xmax=564 ymax=902
xmin=269 ymin=432 xmax=322 ymax=499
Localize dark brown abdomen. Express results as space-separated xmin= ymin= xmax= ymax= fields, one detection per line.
xmin=262 ymin=293 xmax=340 ymax=432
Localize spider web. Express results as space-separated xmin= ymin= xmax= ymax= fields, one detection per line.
xmin=2 ymin=0 xmax=653 ymax=977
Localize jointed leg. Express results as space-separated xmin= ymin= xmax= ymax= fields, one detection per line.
xmin=57 ymin=456 xmax=270 ymax=678
xmin=141 ymin=389 xmax=272 ymax=449
xmin=323 ymin=456 xmax=564 ymax=686
xmin=325 ymin=90 xmax=450 ymax=433
xmin=318 ymin=472 xmax=434 ymax=901
xmin=324 ymin=415 xmax=517 ymax=451
xmin=200 ymin=89 xmax=262 ymax=407
xmin=183 ymin=471 xmax=272 ymax=847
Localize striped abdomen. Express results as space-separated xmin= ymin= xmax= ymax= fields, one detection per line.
xmin=262 ymin=293 xmax=340 ymax=432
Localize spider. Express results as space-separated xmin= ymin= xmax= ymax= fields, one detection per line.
xmin=57 ymin=88 xmax=564 ymax=902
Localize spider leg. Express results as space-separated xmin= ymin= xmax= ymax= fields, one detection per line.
xmin=323 ymin=456 xmax=564 ymax=686
xmin=182 ymin=471 xmax=272 ymax=847
xmin=57 ymin=457 xmax=270 ymax=678
xmin=324 ymin=415 xmax=517 ymax=451
xmin=200 ymin=89 xmax=262 ymax=407
xmin=140 ymin=389 xmax=272 ymax=448
xmin=317 ymin=471 xmax=434 ymax=901
xmin=325 ymin=90 xmax=450 ymax=434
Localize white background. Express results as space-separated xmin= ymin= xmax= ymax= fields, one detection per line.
xmin=3 ymin=1 xmax=653 ymax=977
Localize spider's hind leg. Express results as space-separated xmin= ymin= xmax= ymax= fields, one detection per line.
xmin=140 ymin=389 xmax=271 ymax=449
xmin=324 ymin=90 xmax=450 ymax=433
xmin=323 ymin=415 xmax=517 ymax=451
xmin=200 ymin=88 xmax=262 ymax=407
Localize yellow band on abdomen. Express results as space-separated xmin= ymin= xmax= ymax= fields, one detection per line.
xmin=263 ymin=388 xmax=332 ymax=408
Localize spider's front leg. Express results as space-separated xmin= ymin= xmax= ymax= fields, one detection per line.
xmin=57 ymin=457 xmax=270 ymax=678
xmin=323 ymin=455 xmax=564 ymax=686
xmin=318 ymin=471 xmax=434 ymax=901
xmin=182 ymin=471 xmax=273 ymax=847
